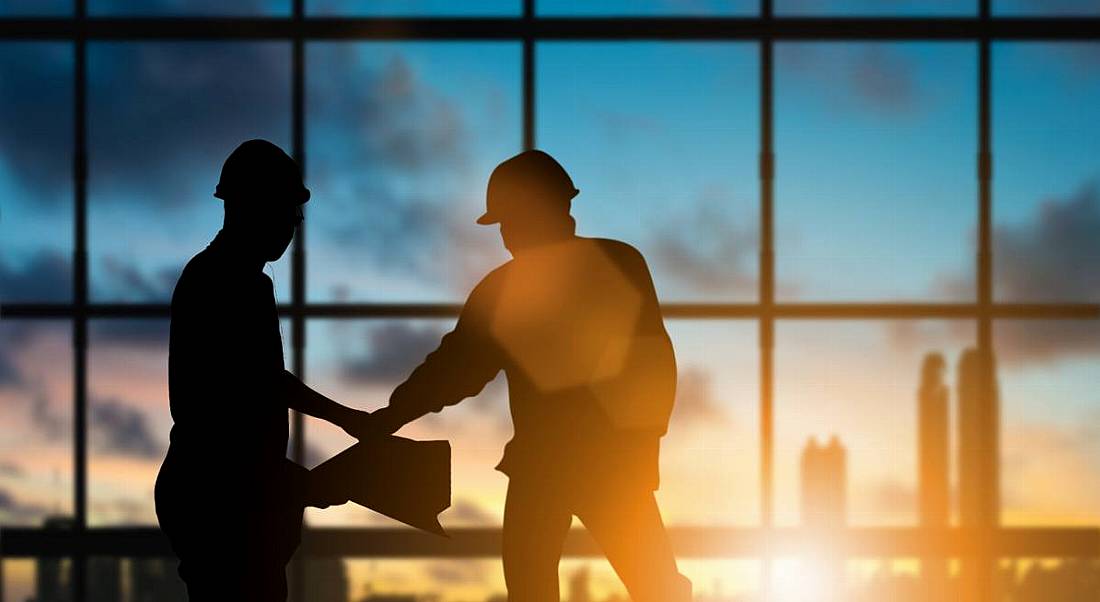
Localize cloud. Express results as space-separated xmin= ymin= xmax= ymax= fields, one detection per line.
xmin=90 ymin=320 xmax=171 ymax=348
xmin=929 ymin=184 xmax=1100 ymax=366
xmin=0 ymin=486 xmax=53 ymax=524
xmin=97 ymin=256 xmax=179 ymax=302
xmin=0 ymin=249 xmax=71 ymax=303
xmin=671 ymin=368 xmax=731 ymax=426
xmin=0 ymin=345 xmax=22 ymax=388
xmin=89 ymin=396 xmax=163 ymax=459
xmin=341 ymin=323 xmax=446 ymax=383
xmin=777 ymin=44 xmax=919 ymax=114
xmin=0 ymin=460 xmax=25 ymax=478
xmin=648 ymin=190 xmax=759 ymax=296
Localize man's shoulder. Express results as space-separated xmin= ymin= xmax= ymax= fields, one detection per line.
xmin=583 ymin=237 xmax=647 ymax=266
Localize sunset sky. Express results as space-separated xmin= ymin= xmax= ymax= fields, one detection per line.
xmin=2 ymin=0 xmax=1099 ymax=599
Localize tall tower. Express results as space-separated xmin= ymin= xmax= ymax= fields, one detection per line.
xmin=800 ymin=436 xmax=847 ymax=529
xmin=957 ymin=347 xmax=1001 ymax=601
xmin=957 ymin=347 xmax=999 ymax=527
xmin=918 ymin=352 xmax=949 ymax=595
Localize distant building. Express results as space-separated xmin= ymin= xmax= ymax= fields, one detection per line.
xmin=86 ymin=557 xmax=121 ymax=602
xmin=917 ymin=352 xmax=949 ymax=596
xmin=307 ymin=557 xmax=350 ymax=602
xmin=957 ymin=347 xmax=999 ymax=526
xmin=130 ymin=558 xmax=187 ymax=602
xmin=800 ymin=435 xmax=847 ymax=528
xmin=567 ymin=566 xmax=593 ymax=602
xmin=957 ymin=347 xmax=1001 ymax=600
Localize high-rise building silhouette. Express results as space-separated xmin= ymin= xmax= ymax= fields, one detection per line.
xmin=567 ymin=566 xmax=593 ymax=602
xmin=957 ymin=347 xmax=1000 ymax=601
xmin=800 ymin=435 xmax=847 ymax=528
xmin=307 ymin=557 xmax=350 ymax=602
xmin=957 ymin=347 xmax=999 ymax=526
xmin=130 ymin=558 xmax=187 ymax=602
xmin=800 ymin=436 xmax=846 ymax=602
xmin=31 ymin=516 xmax=74 ymax=602
xmin=86 ymin=557 xmax=121 ymax=602
xmin=918 ymin=352 xmax=950 ymax=596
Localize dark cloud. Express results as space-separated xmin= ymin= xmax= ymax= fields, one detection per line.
xmin=30 ymin=390 xmax=68 ymax=441
xmin=0 ymin=460 xmax=25 ymax=478
xmin=0 ymin=346 xmax=22 ymax=388
xmin=90 ymin=320 xmax=171 ymax=348
xmin=648 ymin=191 xmax=759 ymax=296
xmin=98 ymin=256 xmax=179 ymax=302
xmin=341 ymin=323 xmax=446 ymax=383
xmin=90 ymin=396 xmax=163 ymax=459
xmin=777 ymin=44 xmax=919 ymax=114
xmin=0 ymin=486 xmax=53 ymax=524
xmin=931 ymin=184 xmax=1100 ymax=365
xmin=0 ymin=249 xmax=71 ymax=303
xmin=671 ymin=368 xmax=730 ymax=426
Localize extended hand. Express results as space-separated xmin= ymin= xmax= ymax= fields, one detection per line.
xmin=304 ymin=469 xmax=349 ymax=509
xmin=342 ymin=407 xmax=407 ymax=440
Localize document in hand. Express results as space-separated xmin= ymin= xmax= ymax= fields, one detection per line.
xmin=312 ymin=436 xmax=451 ymax=536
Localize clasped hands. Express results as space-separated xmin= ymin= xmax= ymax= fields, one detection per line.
xmin=301 ymin=405 xmax=409 ymax=509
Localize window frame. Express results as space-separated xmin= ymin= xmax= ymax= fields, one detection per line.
xmin=2 ymin=2 xmax=1100 ymax=601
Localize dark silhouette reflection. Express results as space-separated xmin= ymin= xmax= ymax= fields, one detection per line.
xmin=361 ymin=150 xmax=693 ymax=602
xmin=156 ymin=140 xmax=370 ymax=602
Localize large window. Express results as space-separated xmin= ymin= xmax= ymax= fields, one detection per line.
xmin=2 ymin=3 xmax=1098 ymax=602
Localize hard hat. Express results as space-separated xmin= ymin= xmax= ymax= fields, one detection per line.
xmin=214 ymin=139 xmax=310 ymax=205
xmin=478 ymin=150 xmax=578 ymax=225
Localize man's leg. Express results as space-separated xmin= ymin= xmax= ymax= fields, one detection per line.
xmin=502 ymin=477 xmax=574 ymax=602
xmin=574 ymin=489 xmax=692 ymax=602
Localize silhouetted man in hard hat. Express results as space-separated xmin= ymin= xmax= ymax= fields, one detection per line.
xmin=156 ymin=139 xmax=370 ymax=601
xmin=360 ymin=150 xmax=692 ymax=601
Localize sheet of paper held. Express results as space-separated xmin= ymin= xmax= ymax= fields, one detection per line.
xmin=312 ymin=435 xmax=451 ymax=536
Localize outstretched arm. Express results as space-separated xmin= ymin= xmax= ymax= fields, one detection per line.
xmin=359 ymin=277 xmax=503 ymax=437
xmin=281 ymin=369 xmax=372 ymax=439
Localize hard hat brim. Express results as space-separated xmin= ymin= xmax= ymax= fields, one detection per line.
xmin=476 ymin=211 xmax=499 ymax=226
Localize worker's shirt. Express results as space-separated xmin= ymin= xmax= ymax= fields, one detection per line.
xmin=389 ymin=236 xmax=677 ymax=490
xmin=166 ymin=231 xmax=299 ymax=496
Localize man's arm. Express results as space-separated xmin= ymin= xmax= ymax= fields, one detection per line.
xmin=364 ymin=278 xmax=503 ymax=436
xmin=281 ymin=370 xmax=371 ymax=439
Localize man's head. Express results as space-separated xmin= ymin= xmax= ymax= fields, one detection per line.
xmin=479 ymin=150 xmax=579 ymax=255
xmin=215 ymin=139 xmax=310 ymax=262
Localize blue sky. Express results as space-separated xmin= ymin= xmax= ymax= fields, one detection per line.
xmin=1 ymin=10 xmax=1099 ymax=599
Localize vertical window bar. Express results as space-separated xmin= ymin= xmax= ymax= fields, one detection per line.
xmin=759 ymin=0 xmax=775 ymax=595
xmin=523 ymin=0 xmax=535 ymax=151
xmin=290 ymin=2 xmax=307 ymax=601
xmin=72 ymin=1 xmax=88 ymax=601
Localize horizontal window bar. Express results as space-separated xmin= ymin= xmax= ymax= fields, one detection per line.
xmin=2 ymin=526 xmax=1097 ymax=558
xmin=1 ymin=17 xmax=1100 ymax=41
xmin=2 ymin=303 xmax=1098 ymax=320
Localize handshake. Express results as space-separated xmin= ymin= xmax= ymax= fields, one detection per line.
xmin=300 ymin=405 xmax=404 ymax=509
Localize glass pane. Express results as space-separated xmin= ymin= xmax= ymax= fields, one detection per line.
xmin=306 ymin=42 xmax=521 ymax=303
xmin=776 ymin=43 xmax=977 ymax=301
xmin=995 ymin=0 xmax=1100 ymax=15
xmin=998 ymin=558 xmax=1100 ymax=599
xmin=331 ymin=558 xmax=760 ymax=600
xmin=88 ymin=42 xmax=292 ymax=303
xmin=2 ymin=557 xmax=73 ymax=602
xmin=0 ymin=0 xmax=70 ymax=15
xmin=538 ymin=43 xmax=759 ymax=302
xmin=309 ymin=0 xmax=519 ymax=15
xmin=775 ymin=320 xmax=975 ymax=527
xmin=88 ymin=319 xmax=171 ymax=526
xmin=90 ymin=0 xmax=290 ymax=16
xmin=302 ymin=319 xmax=756 ymax=527
xmin=0 ymin=321 xmax=72 ymax=526
xmin=85 ymin=557 xmax=187 ymax=602
xmin=776 ymin=0 xmax=974 ymax=15
xmin=0 ymin=43 xmax=73 ymax=304
xmin=999 ymin=320 xmax=1100 ymax=527
xmin=538 ymin=0 xmax=756 ymax=16
xmin=993 ymin=43 xmax=1100 ymax=303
